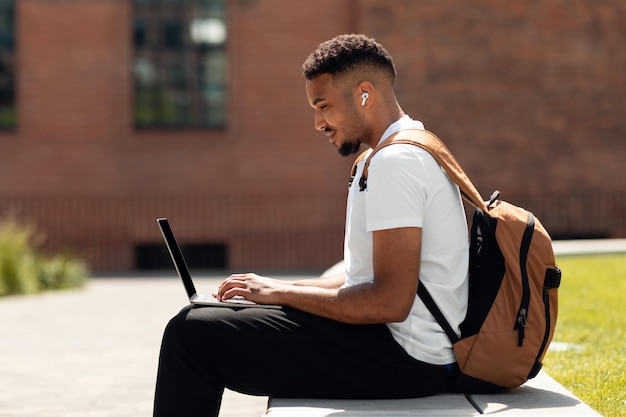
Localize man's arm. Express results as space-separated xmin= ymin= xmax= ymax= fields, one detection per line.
xmin=287 ymin=273 xmax=347 ymax=289
xmin=217 ymin=226 xmax=421 ymax=324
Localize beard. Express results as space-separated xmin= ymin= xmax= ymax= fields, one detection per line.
xmin=336 ymin=107 xmax=371 ymax=157
xmin=338 ymin=139 xmax=362 ymax=156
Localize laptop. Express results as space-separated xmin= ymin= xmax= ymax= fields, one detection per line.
xmin=157 ymin=218 xmax=281 ymax=309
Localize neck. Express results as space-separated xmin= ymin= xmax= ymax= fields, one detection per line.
xmin=365 ymin=99 xmax=405 ymax=149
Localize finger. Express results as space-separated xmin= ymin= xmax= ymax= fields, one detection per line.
xmin=221 ymin=286 xmax=251 ymax=301
xmin=216 ymin=278 xmax=249 ymax=299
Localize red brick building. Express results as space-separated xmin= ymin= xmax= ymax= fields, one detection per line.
xmin=0 ymin=0 xmax=624 ymax=272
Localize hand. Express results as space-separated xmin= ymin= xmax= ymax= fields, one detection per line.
xmin=214 ymin=273 xmax=285 ymax=305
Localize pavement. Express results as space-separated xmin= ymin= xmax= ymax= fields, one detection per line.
xmin=0 ymin=274 xmax=310 ymax=417
xmin=1 ymin=239 xmax=624 ymax=417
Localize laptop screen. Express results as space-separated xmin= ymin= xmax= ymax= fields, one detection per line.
xmin=157 ymin=218 xmax=197 ymax=298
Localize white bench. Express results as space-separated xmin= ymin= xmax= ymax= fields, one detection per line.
xmin=263 ymin=371 xmax=602 ymax=416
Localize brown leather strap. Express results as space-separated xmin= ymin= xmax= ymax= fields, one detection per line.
xmin=360 ymin=129 xmax=489 ymax=212
xmin=348 ymin=150 xmax=371 ymax=188
xmin=350 ymin=149 xmax=370 ymax=178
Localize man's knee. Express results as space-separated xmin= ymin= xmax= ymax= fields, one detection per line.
xmin=161 ymin=305 xmax=194 ymax=345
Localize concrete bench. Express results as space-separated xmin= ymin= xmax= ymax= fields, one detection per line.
xmin=263 ymin=371 xmax=602 ymax=416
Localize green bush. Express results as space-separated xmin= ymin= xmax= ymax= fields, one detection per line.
xmin=37 ymin=252 xmax=89 ymax=291
xmin=0 ymin=216 xmax=88 ymax=296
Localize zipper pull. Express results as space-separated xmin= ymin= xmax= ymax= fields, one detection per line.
xmin=516 ymin=308 xmax=527 ymax=346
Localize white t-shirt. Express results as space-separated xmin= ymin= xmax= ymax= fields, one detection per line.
xmin=343 ymin=116 xmax=469 ymax=365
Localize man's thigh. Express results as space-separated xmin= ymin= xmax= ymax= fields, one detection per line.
xmin=176 ymin=304 xmax=446 ymax=399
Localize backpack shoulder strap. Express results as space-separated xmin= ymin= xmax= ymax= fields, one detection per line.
xmin=349 ymin=149 xmax=370 ymax=188
xmin=351 ymin=149 xmax=370 ymax=177
xmin=360 ymin=128 xmax=489 ymax=212
xmin=358 ymin=128 xmax=488 ymax=343
xmin=417 ymin=284 xmax=460 ymax=344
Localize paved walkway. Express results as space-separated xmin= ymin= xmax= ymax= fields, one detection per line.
xmin=0 ymin=274 xmax=297 ymax=417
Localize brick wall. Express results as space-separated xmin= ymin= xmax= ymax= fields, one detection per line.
xmin=0 ymin=0 xmax=624 ymax=272
xmin=362 ymin=0 xmax=626 ymax=238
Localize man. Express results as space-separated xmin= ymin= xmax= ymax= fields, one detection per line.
xmin=153 ymin=34 xmax=468 ymax=417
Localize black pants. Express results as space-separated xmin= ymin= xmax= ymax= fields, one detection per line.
xmin=153 ymin=304 xmax=449 ymax=417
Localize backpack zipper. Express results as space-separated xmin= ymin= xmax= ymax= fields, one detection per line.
xmin=514 ymin=211 xmax=535 ymax=346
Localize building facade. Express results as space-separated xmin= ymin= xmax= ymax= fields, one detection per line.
xmin=0 ymin=0 xmax=624 ymax=272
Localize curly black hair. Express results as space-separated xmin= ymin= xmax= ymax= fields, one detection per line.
xmin=302 ymin=34 xmax=396 ymax=82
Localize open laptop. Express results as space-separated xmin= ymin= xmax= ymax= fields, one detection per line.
xmin=157 ymin=218 xmax=281 ymax=309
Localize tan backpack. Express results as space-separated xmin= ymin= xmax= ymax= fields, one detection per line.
xmin=355 ymin=128 xmax=561 ymax=393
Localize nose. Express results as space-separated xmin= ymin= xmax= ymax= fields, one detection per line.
xmin=314 ymin=109 xmax=326 ymax=131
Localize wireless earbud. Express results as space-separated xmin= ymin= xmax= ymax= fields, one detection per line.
xmin=361 ymin=92 xmax=369 ymax=106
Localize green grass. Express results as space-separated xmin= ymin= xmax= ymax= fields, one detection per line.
xmin=543 ymin=253 xmax=626 ymax=417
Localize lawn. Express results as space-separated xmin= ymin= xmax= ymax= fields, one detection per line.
xmin=542 ymin=254 xmax=626 ymax=417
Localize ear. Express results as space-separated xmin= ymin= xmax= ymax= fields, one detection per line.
xmin=358 ymin=81 xmax=374 ymax=109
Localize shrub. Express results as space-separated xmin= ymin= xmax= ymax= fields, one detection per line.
xmin=0 ymin=216 xmax=88 ymax=296
xmin=37 ymin=252 xmax=89 ymax=291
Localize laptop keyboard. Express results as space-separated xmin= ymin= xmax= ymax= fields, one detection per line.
xmin=196 ymin=294 xmax=256 ymax=305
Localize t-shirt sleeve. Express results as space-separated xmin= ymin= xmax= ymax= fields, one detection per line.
xmin=364 ymin=145 xmax=432 ymax=232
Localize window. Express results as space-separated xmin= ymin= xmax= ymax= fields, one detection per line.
xmin=0 ymin=0 xmax=15 ymax=129
xmin=133 ymin=0 xmax=227 ymax=128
